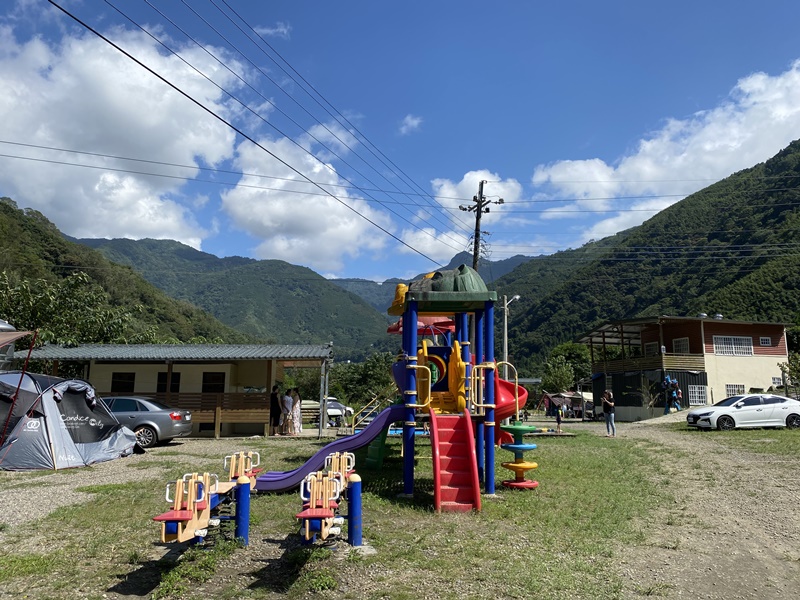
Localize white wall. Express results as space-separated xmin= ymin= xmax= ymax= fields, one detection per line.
xmin=704 ymin=355 xmax=786 ymax=403
xmin=89 ymin=363 xmax=236 ymax=393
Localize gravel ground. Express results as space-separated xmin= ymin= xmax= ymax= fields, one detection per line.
xmin=1 ymin=416 xmax=798 ymax=599
xmin=574 ymin=412 xmax=800 ymax=599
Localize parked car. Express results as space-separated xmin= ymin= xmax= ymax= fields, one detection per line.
xmin=355 ymin=407 xmax=379 ymax=427
xmin=301 ymin=398 xmax=354 ymax=427
xmin=686 ymin=394 xmax=800 ymax=431
xmin=102 ymin=396 xmax=192 ymax=448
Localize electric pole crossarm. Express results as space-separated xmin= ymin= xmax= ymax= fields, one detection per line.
xmin=458 ymin=180 xmax=503 ymax=273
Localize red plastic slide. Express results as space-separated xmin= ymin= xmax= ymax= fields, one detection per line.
xmin=494 ymin=378 xmax=528 ymax=444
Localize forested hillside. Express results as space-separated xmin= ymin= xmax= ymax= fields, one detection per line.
xmin=496 ymin=140 xmax=800 ymax=375
xmin=78 ymin=238 xmax=394 ymax=361
xmin=0 ymin=198 xmax=250 ymax=343
xmin=9 ymin=139 xmax=800 ymax=375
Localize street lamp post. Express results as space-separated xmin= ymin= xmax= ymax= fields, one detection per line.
xmin=502 ymin=294 xmax=521 ymax=380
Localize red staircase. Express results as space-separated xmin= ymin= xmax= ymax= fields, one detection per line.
xmin=430 ymin=409 xmax=481 ymax=512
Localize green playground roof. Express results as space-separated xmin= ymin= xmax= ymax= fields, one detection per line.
xmin=388 ymin=264 xmax=497 ymax=316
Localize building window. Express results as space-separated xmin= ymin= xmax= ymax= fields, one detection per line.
xmin=202 ymin=372 xmax=226 ymax=394
xmin=110 ymin=372 xmax=135 ymax=393
xmin=157 ymin=372 xmax=181 ymax=394
xmin=725 ymin=383 xmax=745 ymax=397
xmin=672 ymin=338 xmax=690 ymax=354
xmin=687 ymin=385 xmax=707 ymax=405
xmin=759 ymin=336 xmax=772 ymax=347
xmin=644 ymin=342 xmax=658 ymax=357
xmin=713 ymin=336 xmax=753 ymax=356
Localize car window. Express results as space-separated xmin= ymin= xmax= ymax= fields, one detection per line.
xmin=739 ymin=396 xmax=762 ymax=407
xmin=110 ymin=398 xmax=140 ymax=412
xmin=144 ymin=400 xmax=170 ymax=411
xmin=714 ymin=396 xmax=745 ymax=407
xmin=762 ymin=396 xmax=786 ymax=405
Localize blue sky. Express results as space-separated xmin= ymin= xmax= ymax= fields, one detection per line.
xmin=2 ymin=1 xmax=800 ymax=281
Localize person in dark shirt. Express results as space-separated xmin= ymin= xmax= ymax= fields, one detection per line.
xmin=603 ymin=390 xmax=616 ymax=437
xmin=269 ymin=385 xmax=281 ymax=436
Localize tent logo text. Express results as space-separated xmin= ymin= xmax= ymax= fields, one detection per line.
xmin=26 ymin=421 xmax=40 ymax=430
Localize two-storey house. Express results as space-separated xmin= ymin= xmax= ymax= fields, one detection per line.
xmin=577 ymin=315 xmax=789 ymax=421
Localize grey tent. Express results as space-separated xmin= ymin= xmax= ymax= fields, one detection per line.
xmin=0 ymin=371 xmax=138 ymax=470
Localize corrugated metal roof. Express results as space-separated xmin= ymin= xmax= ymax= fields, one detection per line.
xmin=15 ymin=344 xmax=334 ymax=362
xmin=576 ymin=315 xmax=787 ymax=346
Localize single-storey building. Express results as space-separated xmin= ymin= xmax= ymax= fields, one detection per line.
xmin=13 ymin=343 xmax=334 ymax=438
xmin=577 ymin=315 xmax=789 ymax=421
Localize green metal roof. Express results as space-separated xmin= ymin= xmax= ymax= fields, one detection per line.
xmin=15 ymin=344 xmax=334 ymax=362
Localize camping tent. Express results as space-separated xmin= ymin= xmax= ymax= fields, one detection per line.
xmin=0 ymin=371 xmax=138 ymax=470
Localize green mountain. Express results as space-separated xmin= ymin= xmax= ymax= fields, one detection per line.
xmin=329 ymin=251 xmax=532 ymax=314
xmin=494 ymin=140 xmax=800 ymax=375
xmin=12 ymin=139 xmax=800 ymax=375
xmin=75 ymin=238 xmax=393 ymax=361
xmin=0 ymin=198 xmax=250 ymax=343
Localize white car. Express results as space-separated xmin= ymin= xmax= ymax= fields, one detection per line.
xmin=301 ymin=397 xmax=353 ymax=426
xmin=686 ymin=394 xmax=800 ymax=431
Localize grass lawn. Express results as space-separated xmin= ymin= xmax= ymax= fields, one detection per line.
xmin=1 ymin=430 xmax=674 ymax=599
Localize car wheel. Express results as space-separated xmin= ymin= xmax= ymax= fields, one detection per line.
xmin=786 ymin=414 xmax=800 ymax=429
xmin=717 ymin=415 xmax=736 ymax=431
xmin=135 ymin=425 xmax=157 ymax=448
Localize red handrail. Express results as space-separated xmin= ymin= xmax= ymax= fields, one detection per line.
xmin=429 ymin=410 xmax=442 ymax=512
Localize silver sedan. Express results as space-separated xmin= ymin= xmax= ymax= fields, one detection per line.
xmin=102 ymin=396 xmax=192 ymax=447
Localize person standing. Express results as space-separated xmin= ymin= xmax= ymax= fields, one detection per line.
xmin=603 ymin=390 xmax=616 ymax=437
xmin=269 ymin=385 xmax=281 ymax=436
xmin=282 ymin=389 xmax=294 ymax=435
xmin=291 ymin=388 xmax=303 ymax=436
xmin=556 ymin=403 xmax=563 ymax=434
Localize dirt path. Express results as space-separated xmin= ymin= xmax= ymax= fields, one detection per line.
xmin=576 ymin=415 xmax=800 ymax=599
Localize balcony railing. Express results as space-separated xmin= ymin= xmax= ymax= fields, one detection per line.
xmin=591 ymin=353 xmax=706 ymax=375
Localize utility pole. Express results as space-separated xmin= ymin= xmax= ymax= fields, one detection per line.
xmin=459 ymin=180 xmax=504 ymax=272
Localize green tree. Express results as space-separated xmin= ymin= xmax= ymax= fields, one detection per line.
xmin=778 ymin=353 xmax=800 ymax=400
xmin=0 ymin=271 xmax=157 ymax=346
xmin=540 ymin=355 xmax=574 ymax=394
xmin=549 ymin=342 xmax=591 ymax=381
xmin=328 ymin=352 xmax=397 ymax=408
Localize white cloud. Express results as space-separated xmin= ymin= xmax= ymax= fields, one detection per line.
xmin=532 ymin=60 xmax=800 ymax=244
xmin=0 ymin=24 xmax=242 ymax=246
xmin=221 ymin=135 xmax=393 ymax=273
xmin=399 ymin=114 xmax=422 ymax=135
xmin=397 ymin=226 xmax=469 ymax=263
xmin=431 ymin=170 xmax=523 ymax=229
xmin=254 ymin=22 xmax=291 ymax=40
xmin=394 ymin=170 xmax=524 ymax=262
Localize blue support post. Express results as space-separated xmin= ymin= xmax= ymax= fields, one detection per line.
xmin=348 ymin=474 xmax=363 ymax=546
xmin=234 ymin=475 xmax=250 ymax=546
xmin=475 ymin=309 xmax=484 ymax=365
xmin=484 ymin=301 xmax=496 ymax=494
xmin=403 ymin=302 xmax=418 ymax=497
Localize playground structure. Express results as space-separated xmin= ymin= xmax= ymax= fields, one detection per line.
xmin=255 ymin=265 xmax=538 ymax=512
xmin=295 ymin=451 xmax=363 ymax=546
xmin=153 ymin=451 xmax=260 ymax=545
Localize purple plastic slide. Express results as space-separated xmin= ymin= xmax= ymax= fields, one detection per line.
xmin=254 ymin=404 xmax=406 ymax=492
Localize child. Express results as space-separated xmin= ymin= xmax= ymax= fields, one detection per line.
xmin=556 ymin=405 xmax=563 ymax=434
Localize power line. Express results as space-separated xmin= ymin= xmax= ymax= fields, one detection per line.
xmin=214 ymin=0 xmax=475 ymax=233
xmin=101 ymin=0 xmax=469 ymax=253
xmin=46 ymin=0 xmax=448 ymax=267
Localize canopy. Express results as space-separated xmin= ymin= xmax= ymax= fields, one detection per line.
xmin=387 ymin=316 xmax=456 ymax=336
xmin=0 ymin=331 xmax=32 ymax=347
